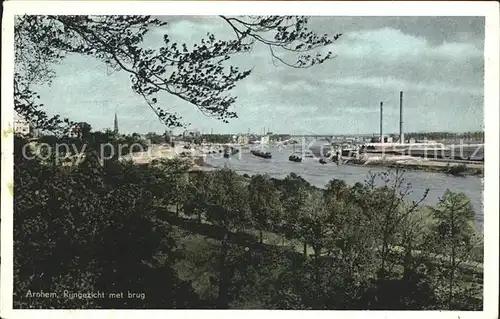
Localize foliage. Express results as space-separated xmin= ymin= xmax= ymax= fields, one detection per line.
xmin=144 ymin=132 xmax=165 ymax=145
xmin=359 ymin=169 xmax=429 ymax=278
xmin=426 ymin=191 xmax=483 ymax=310
xmin=404 ymin=131 xmax=484 ymax=142
xmin=276 ymin=173 xmax=314 ymax=252
xmin=446 ymin=164 xmax=467 ymax=176
xmin=248 ymin=174 xmax=282 ymax=243
xmin=13 ymin=136 xmax=483 ymax=310
xmin=14 ymin=145 xmax=198 ymax=308
xmin=12 ymin=13 xmax=484 ymax=311
xmin=203 ymin=169 xmax=251 ymax=233
xmin=200 ymin=134 xmax=234 ymax=144
xmin=15 ymin=15 xmax=340 ymax=131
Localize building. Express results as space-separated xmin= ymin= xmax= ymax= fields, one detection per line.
xmin=260 ymin=135 xmax=270 ymax=145
xmin=14 ymin=112 xmax=31 ymax=136
xmin=183 ymin=129 xmax=201 ymax=138
xmin=113 ymin=112 xmax=119 ymax=134
xmin=236 ymin=135 xmax=249 ymax=144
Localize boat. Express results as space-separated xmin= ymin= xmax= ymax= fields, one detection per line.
xmin=223 ymin=152 xmax=230 ymax=158
xmin=289 ymin=144 xmax=302 ymax=162
xmin=251 ymin=150 xmax=272 ymax=159
xmin=319 ymin=158 xmax=327 ymax=164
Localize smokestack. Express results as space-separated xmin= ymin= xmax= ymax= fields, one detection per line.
xmin=399 ymin=91 xmax=404 ymax=144
xmin=380 ymin=101 xmax=384 ymax=143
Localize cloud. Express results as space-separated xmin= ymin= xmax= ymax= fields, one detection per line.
xmin=30 ymin=16 xmax=484 ymax=135
xmin=325 ymin=76 xmax=483 ymax=95
xmin=332 ymin=27 xmax=482 ymax=61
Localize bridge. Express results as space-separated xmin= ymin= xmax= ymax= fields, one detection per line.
xmin=277 ymin=134 xmax=377 ymax=144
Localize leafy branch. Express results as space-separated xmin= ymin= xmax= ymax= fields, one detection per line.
xmin=14 ymin=15 xmax=341 ymax=131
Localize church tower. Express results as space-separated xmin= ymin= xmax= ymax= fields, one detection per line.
xmin=113 ymin=112 xmax=119 ymax=134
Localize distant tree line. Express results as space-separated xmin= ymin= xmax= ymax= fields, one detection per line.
xmin=36 ymin=129 xmax=147 ymax=159
xmin=402 ymin=131 xmax=484 ymax=142
xmin=197 ymin=134 xmax=234 ymax=144
xmin=269 ymin=134 xmax=292 ymax=141
xmin=14 ymin=135 xmax=483 ymax=310
xmin=30 ymin=123 xmax=181 ymax=162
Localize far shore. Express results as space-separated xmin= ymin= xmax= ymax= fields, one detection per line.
xmin=343 ymin=156 xmax=484 ymax=177
xmin=121 ymin=143 xmax=484 ymax=177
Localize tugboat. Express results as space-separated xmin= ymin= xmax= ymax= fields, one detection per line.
xmin=251 ymin=150 xmax=272 ymax=159
xmin=319 ymin=158 xmax=327 ymax=164
xmin=289 ymin=154 xmax=302 ymax=162
xmin=289 ymin=145 xmax=302 ymax=162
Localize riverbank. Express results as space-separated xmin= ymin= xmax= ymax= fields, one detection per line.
xmin=120 ymin=143 xmax=205 ymax=167
xmin=199 ymin=154 xmax=484 ymax=230
xmin=344 ymin=156 xmax=484 ymax=177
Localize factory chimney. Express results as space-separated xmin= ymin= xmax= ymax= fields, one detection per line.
xmin=399 ymin=91 xmax=404 ymax=144
xmin=379 ymin=101 xmax=384 ymax=143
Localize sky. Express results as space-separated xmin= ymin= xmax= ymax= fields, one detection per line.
xmin=32 ymin=16 xmax=484 ymax=135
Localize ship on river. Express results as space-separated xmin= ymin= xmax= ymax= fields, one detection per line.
xmin=289 ymin=144 xmax=302 ymax=162
xmin=289 ymin=154 xmax=302 ymax=162
xmin=251 ymin=149 xmax=272 ymax=159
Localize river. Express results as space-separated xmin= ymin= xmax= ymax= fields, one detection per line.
xmin=203 ymin=145 xmax=484 ymax=230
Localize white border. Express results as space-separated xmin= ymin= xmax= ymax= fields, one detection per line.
xmin=0 ymin=0 xmax=498 ymax=16
xmin=1 ymin=2 xmax=499 ymax=319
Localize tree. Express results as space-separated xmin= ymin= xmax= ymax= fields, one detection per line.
xmin=278 ymin=173 xmax=314 ymax=254
xmin=307 ymin=179 xmax=380 ymax=308
xmin=149 ymin=158 xmax=192 ymax=215
xmin=145 ymin=132 xmax=164 ymax=145
xmin=323 ymin=179 xmax=377 ymax=278
xmin=15 ymin=16 xmax=341 ymax=133
xmin=204 ymin=169 xmax=251 ymax=233
xmin=77 ymin=122 xmax=92 ymax=139
xmin=13 ymin=142 xmax=209 ymax=309
xmin=296 ymin=189 xmax=331 ymax=259
xmin=290 ymin=188 xmax=341 ymax=300
xmin=202 ymin=169 xmax=251 ymax=308
xmin=248 ymin=174 xmax=282 ymax=244
xmin=163 ymin=131 xmax=172 ymax=144
xmin=184 ymin=171 xmax=213 ymax=223
xmin=427 ymin=190 xmax=482 ymax=310
xmin=359 ymin=168 xmax=429 ymax=279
